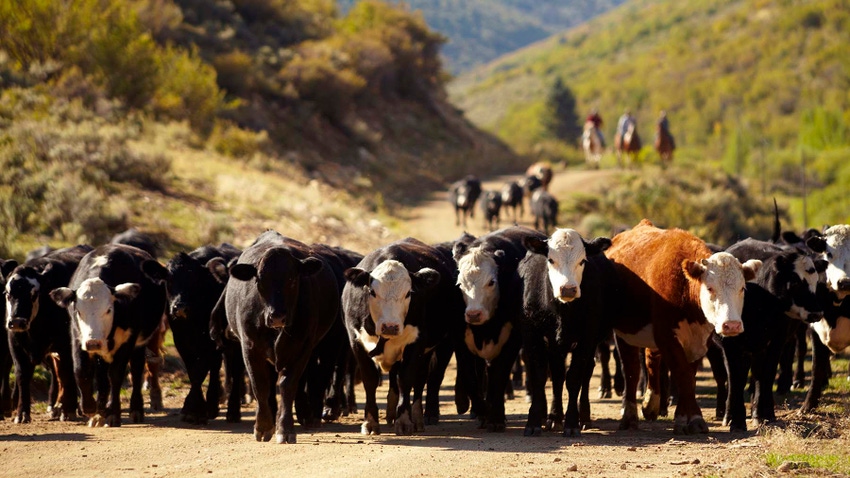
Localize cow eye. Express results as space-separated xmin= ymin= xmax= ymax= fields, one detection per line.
xmin=579 ymin=259 xmax=587 ymax=266
xmin=405 ymin=291 xmax=412 ymax=298
xmin=707 ymin=287 xmax=714 ymax=294
xmin=487 ymin=279 xmax=496 ymax=287
xmin=547 ymin=258 xmax=554 ymax=265
xmin=368 ymin=289 xmax=376 ymax=298
xmin=826 ymin=252 xmax=833 ymax=259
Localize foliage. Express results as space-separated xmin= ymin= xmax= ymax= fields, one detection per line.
xmin=542 ymin=78 xmax=581 ymax=144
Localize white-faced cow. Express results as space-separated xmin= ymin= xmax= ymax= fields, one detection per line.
xmin=343 ymin=238 xmax=463 ymax=435
xmin=606 ymin=219 xmax=760 ymax=434
xmin=223 ymin=231 xmax=339 ymax=444
xmin=519 ymin=229 xmax=619 ymax=437
xmin=165 ymin=243 xmax=242 ymax=424
xmin=49 ymin=244 xmax=168 ymax=427
xmin=452 ymin=226 xmax=546 ymax=432
xmin=2 ymin=245 xmax=92 ymax=424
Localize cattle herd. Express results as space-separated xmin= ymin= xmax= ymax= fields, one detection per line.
xmin=1 ymin=175 xmax=849 ymax=447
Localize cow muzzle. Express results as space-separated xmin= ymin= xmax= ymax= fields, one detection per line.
xmin=465 ymin=310 xmax=486 ymax=325
xmin=85 ymin=339 xmax=105 ymax=352
xmin=557 ymin=285 xmax=578 ymax=302
xmin=170 ymin=303 xmax=189 ymax=319
xmin=266 ymin=313 xmax=287 ymax=329
xmin=379 ymin=323 xmax=400 ymax=337
xmin=7 ymin=318 xmax=30 ymax=332
xmin=719 ymin=321 xmax=744 ymax=337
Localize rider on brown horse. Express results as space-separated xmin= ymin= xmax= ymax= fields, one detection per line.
xmin=585 ymin=109 xmax=605 ymax=147
xmin=656 ymin=110 xmax=675 ymax=149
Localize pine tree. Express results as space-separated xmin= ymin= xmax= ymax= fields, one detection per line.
xmin=543 ymin=78 xmax=582 ymax=144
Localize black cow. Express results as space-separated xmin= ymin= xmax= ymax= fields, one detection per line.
xmin=165 ymin=243 xmax=242 ymax=424
xmin=480 ymin=190 xmax=502 ymax=231
xmin=343 ymin=237 xmax=463 ymax=435
xmin=25 ymin=245 xmax=55 ymax=262
xmin=501 ymin=181 xmax=524 ymax=223
xmin=519 ymin=229 xmax=617 ymax=437
xmin=452 ymin=226 xmax=544 ymax=431
xmin=448 ymin=175 xmax=482 ymax=228
xmin=223 ymin=231 xmax=339 ymax=443
xmin=50 ymin=244 xmax=168 ymax=427
xmin=0 ymin=260 xmax=15 ymax=419
xmin=2 ymin=245 xmax=92 ymax=423
xmin=530 ymin=189 xmax=558 ymax=235
xmin=110 ymin=228 xmax=161 ymax=258
xmin=717 ymin=241 xmax=824 ymax=431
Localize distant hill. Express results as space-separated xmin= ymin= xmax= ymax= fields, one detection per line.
xmin=338 ymin=0 xmax=626 ymax=73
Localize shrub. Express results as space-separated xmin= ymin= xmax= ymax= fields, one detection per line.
xmin=213 ymin=51 xmax=254 ymax=96
xmin=209 ymin=122 xmax=271 ymax=159
xmin=152 ymin=46 xmax=225 ymax=134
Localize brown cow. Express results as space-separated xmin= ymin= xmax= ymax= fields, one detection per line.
xmin=606 ymin=219 xmax=760 ymax=434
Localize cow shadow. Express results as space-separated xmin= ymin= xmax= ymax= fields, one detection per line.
xmin=0 ymin=432 xmax=93 ymax=442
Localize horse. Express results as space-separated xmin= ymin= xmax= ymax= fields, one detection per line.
xmin=654 ymin=123 xmax=675 ymax=168
xmin=581 ymin=121 xmax=603 ymax=169
xmin=614 ymin=121 xmax=641 ymax=168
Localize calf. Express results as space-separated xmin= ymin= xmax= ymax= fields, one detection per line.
xmin=223 ymin=231 xmax=339 ymax=443
xmin=501 ymin=181 xmax=524 ymax=223
xmin=531 ymin=189 xmax=558 ymax=234
xmin=453 ymin=226 xmax=545 ymax=431
xmin=718 ymin=244 xmax=823 ymax=431
xmin=50 ymin=244 xmax=167 ymax=427
xmin=606 ymin=219 xmax=760 ymax=434
xmin=480 ymin=190 xmax=502 ymax=231
xmin=2 ymin=245 xmax=92 ymax=423
xmin=448 ymin=175 xmax=482 ymax=228
xmin=165 ymin=243 xmax=242 ymax=424
xmin=343 ymin=238 xmax=463 ymax=435
xmin=519 ymin=229 xmax=618 ymax=437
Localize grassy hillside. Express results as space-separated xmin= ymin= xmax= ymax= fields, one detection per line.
xmin=449 ymin=0 xmax=850 ymax=229
xmin=338 ymin=0 xmax=626 ymax=73
xmin=0 ymin=0 xmax=521 ymax=259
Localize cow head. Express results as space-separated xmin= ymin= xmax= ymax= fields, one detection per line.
xmin=683 ymin=252 xmax=761 ymax=337
xmin=165 ymin=252 xmax=206 ymax=320
xmin=4 ymin=264 xmax=46 ymax=332
xmin=454 ymin=243 xmax=502 ymax=325
xmin=345 ymin=260 xmax=439 ymax=337
xmin=807 ymin=225 xmax=850 ymax=300
xmin=229 ymin=247 xmax=323 ymax=329
xmin=524 ymin=229 xmax=611 ymax=303
xmin=764 ymin=251 xmax=823 ymax=323
xmin=50 ymin=278 xmax=141 ymax=354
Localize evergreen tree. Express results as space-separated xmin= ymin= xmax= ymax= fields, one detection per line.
xmin=543 ymin=78 xmax=582 ymax=144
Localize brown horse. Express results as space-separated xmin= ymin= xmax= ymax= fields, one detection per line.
xmin=655 ymin=124 xmax=675 ymax=168
xmin=614 ymin=121 xmax=641 ymax=168
xmin=581 ymin=121 xmax=604 ymax=169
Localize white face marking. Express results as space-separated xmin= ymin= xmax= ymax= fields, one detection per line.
xmin=545 ymin=229 xmax=588 ymax=303
xmin=75 ymin=278 xmax=115 ymax=351
xmin=695 ymin=253 xmax=749 ymax=336
xmin=91 ymin=255 xmax=109 ymax=268
xmin=367 ymin=260 xmax=412 ymax=338
xmin=464 ymin=322 xmax=513 ymax=361
xmin=787 ymin=256 xmax=820 ymax=321
xmin=811 ymin=316 xmax=850 ymax=354
xmin=821 ymin=226 xmax=850 ymax=299
xmin=615 ymin=323 xmax=656 ymax=349
xmin=673 ymin=319 xmax=714 ymax=363
xmin=456 ymin=247 xmax=499 ymax=324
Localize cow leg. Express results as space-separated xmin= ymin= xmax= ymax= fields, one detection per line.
xmin=350 ymin=342 xmax=381 ymax=435
xmin=222 ymin=341 xmax=245 ymax=422
xmin=792 ymin=326 xmax=808 ymax=390
xmin=564 ymin=344 xmax=594 ymax=437
xmin=425 ymin=341 xmax=453 ymax=425
xmin=484 ymin=340 xmax=520 ymax=432
xmin=408 ymin=351 xmax=432 ymax=433
xmin=615 ymin=335 xmax=641 ymax=430
xmin=46 ymin=355 xmax=61 ymax=420
xmin=666 ymin=345 xmax=707 ymax=435
xmin=276 ymin=350 xmax=312 ymax=445
xmin=145 ymin=323 xmax=165 ymax=412
xmin=0 ymin=348 xmax=12 ymax=419
xmin=11 ymin=351 xmax=34 ymax=424
xmin=244 ymin=347 xmax=274 ymax=441
xmin=205 ymin=352 xmax=224 ymax=422
xmin=522 ymin=332 xmax=549 ymax=437
xmin=752 ymin=334 xmax=784 ymax=424
xmin=801 ymin=332 xmax=831 ymax=413
xmin=345 ymin=356 xmax=358 ymax=416
xmin=597 ymin=342 xmax=613 ymax=399
xmin=547 ymin=347 xmax=566 ymax=432
xmin=705 ymin=340 xmax=728 ymax=421
xmin=55 ymin=346 xmax=78 ymax=422
xmin=127 ymin=347 xmax=146 ymax=424
xmin=386 ymin=367 xmax=399 ymax=425
xmin=642 ymin=349 xmax=663 ymax=421
xmin=720 ymin=338 xmax=749 ymax=432
xmin=454 ymin=345 xmax=485 ymax=420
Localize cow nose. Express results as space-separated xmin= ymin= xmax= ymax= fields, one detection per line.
xmin=380 ymin=324 xmax=400 ymax=336
xmin=266 ymin=313 xmax=286 ymax=329
xmin=7 ymin=318 xmax=29 ymax=332
xmin=85 ymin=339 xmax=104 ymax=351
xmin=721 ymin=321 xmax=744 ymax=337
xmin=465 ymin=310 xmax=483 ymax=325
xmin=170 ymin=303 xmax=188 ymax=319
xmin=559 ymin=285 xmax=578 ymax=300
xmin=806 ymin=311 xmax=824 ymax=323
xmin=838 ymin=278 xmax=850 ymax=291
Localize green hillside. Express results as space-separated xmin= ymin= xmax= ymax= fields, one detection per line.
xmin=450 ymin=0 xmax=850 ymax=229
xmin=338 ymin=0 xmax=626 ymax=73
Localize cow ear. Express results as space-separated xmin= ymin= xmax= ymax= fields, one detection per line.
xmin=411 ymin=267 xmax=440 ymax=292
xmin=115 ymin=283 xmax=142 ymax=303
xmin=49 ymin=287 xmax=76 ymax=308
xmin=344 ymin=268 xmax=372 ymax=288
xmin=682 ymin=259 xmax=706 ymax=281
xmin=229 ymin=263 xmax=257 ymax=281
xmin=299 ymin=257 xmax=323 ymax=276
xmin=806 ymin=235 xmax=827 ymax=253
xmin=493 ymin=249 xmax=506 ymax=258
xmin=814 ymin=259 xmax=828 ymax=274
xmin=0 ymin=259 xmax=19 ymax=280
xmin=206 ymin=257 xmax=230 ymax=284
xmin=142 ymin=259 xmax=168 ymax=283
xmin=741 ymin=259 xmax=762 ymax=282
xmin=523 ymin=236 xmax=548 ymax=255
xmin=584 ymin=237 xmax=612 ymax=256
xmin=781 ymin=231 xmax=802 ymax=245
xmin=452 ymin=242 xmax=469 ymax=262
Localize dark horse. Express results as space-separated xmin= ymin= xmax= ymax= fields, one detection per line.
xmin=655 ymin=123 xmax=675 ymax=168
xmin=614 ymin=122 xmax=641 ymax=168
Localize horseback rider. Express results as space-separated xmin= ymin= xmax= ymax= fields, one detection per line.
xmin=656 ymin=110 xmax=675 ymax=149
xmin=616 ymin=109 xmax=634 ymax=140
xmin=585 ymin=109 xmax=605 ymax=147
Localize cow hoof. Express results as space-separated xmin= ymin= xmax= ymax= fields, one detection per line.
xmin=598 ymin=388 xmax=612 ymax=400
xmin=60 ymin=410 xmax=78 ymax=422
xmin=207 ymin=405 xmax=221 ymax=421
xmin=791 ymin=380 xmax=805 ymax=390
xmin=618 ymin=419 xmax=639 ymax=431
xmin=149 ymin=393 xmax=163 ymax=412
xmin=226 ymin=412 xmax=242 ymax=423
xmin=394 ymin=413 xmax=415 ymax=435
xmin=361 ymin=421 xmax=381 ymax=435
xmin=88 ymin=414 xmax=106 ymax=427
xmin=254 ymin=428 xmax=273 ymax=442
xmin=14 ymin=412 xmax=31 ymax=424
xmin=276 ymin=432 xmax=296 ymax=444
xmin=48 ymin=407 xmax=61 ymax=421
xmin=322 ymin=406 xmax=340 ymax=423
xmin=547 ymin=418 xmax=564 ymax=432
xmin=523 ymin=426 xmax=542 ymax=437
xmin=130 ymin=410 xmax=144 ymax=424
xmin=476 ymin=417 xmax=487 ymax=429
xmin=487 ymin=422 xmax=506 ymax=433
xmin=424 ymin=415 xmax=439 ymax=426
xmin=729 ymin=423 xmax=747 ymax=433
xmin=642 ymin=408 xmax=658 ymax=421
xmin=688 ymin=418 xmax=709 ymax=434
xmin=563 ymin=428 xmax=581 ymax=438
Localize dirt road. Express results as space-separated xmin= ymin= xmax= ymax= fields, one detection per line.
xmin=2 ymin=168 xmax=779 ymax=477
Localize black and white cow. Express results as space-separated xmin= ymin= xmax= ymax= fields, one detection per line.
xmin=343 ymin=237 xmax=463 ymax=435
xmin=0 ymin=262 xmax=11 ymax=420
xmin=501 ymin=181 xmax=524 ymax=223
xmin=165 ymin=243 xmax=242 ymax=424
xmin=49 ymin=244 xmax=167 ymax=427
xmin=223 ymin=231 xmax=339 ymax=443
xmin=448 ymin=175 xmax=482 ymax=228
xmin=717 ymin=241 xmax=823 ymax=431
xmin=2 ymin=245 xmax=92 ymax=423
xmin=480 ymin=190 xmax=502 ymax=231
xmin=519 ymin=228 xmax=618 ymax=437
xmin=530 ymin=190 xmax=558 ymax=235
xmin=452 ymin=226 xmax=544 ymax=431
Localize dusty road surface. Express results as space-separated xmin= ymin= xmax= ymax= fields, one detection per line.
xmin=0 ymin=168 xmax=801 ymax=477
